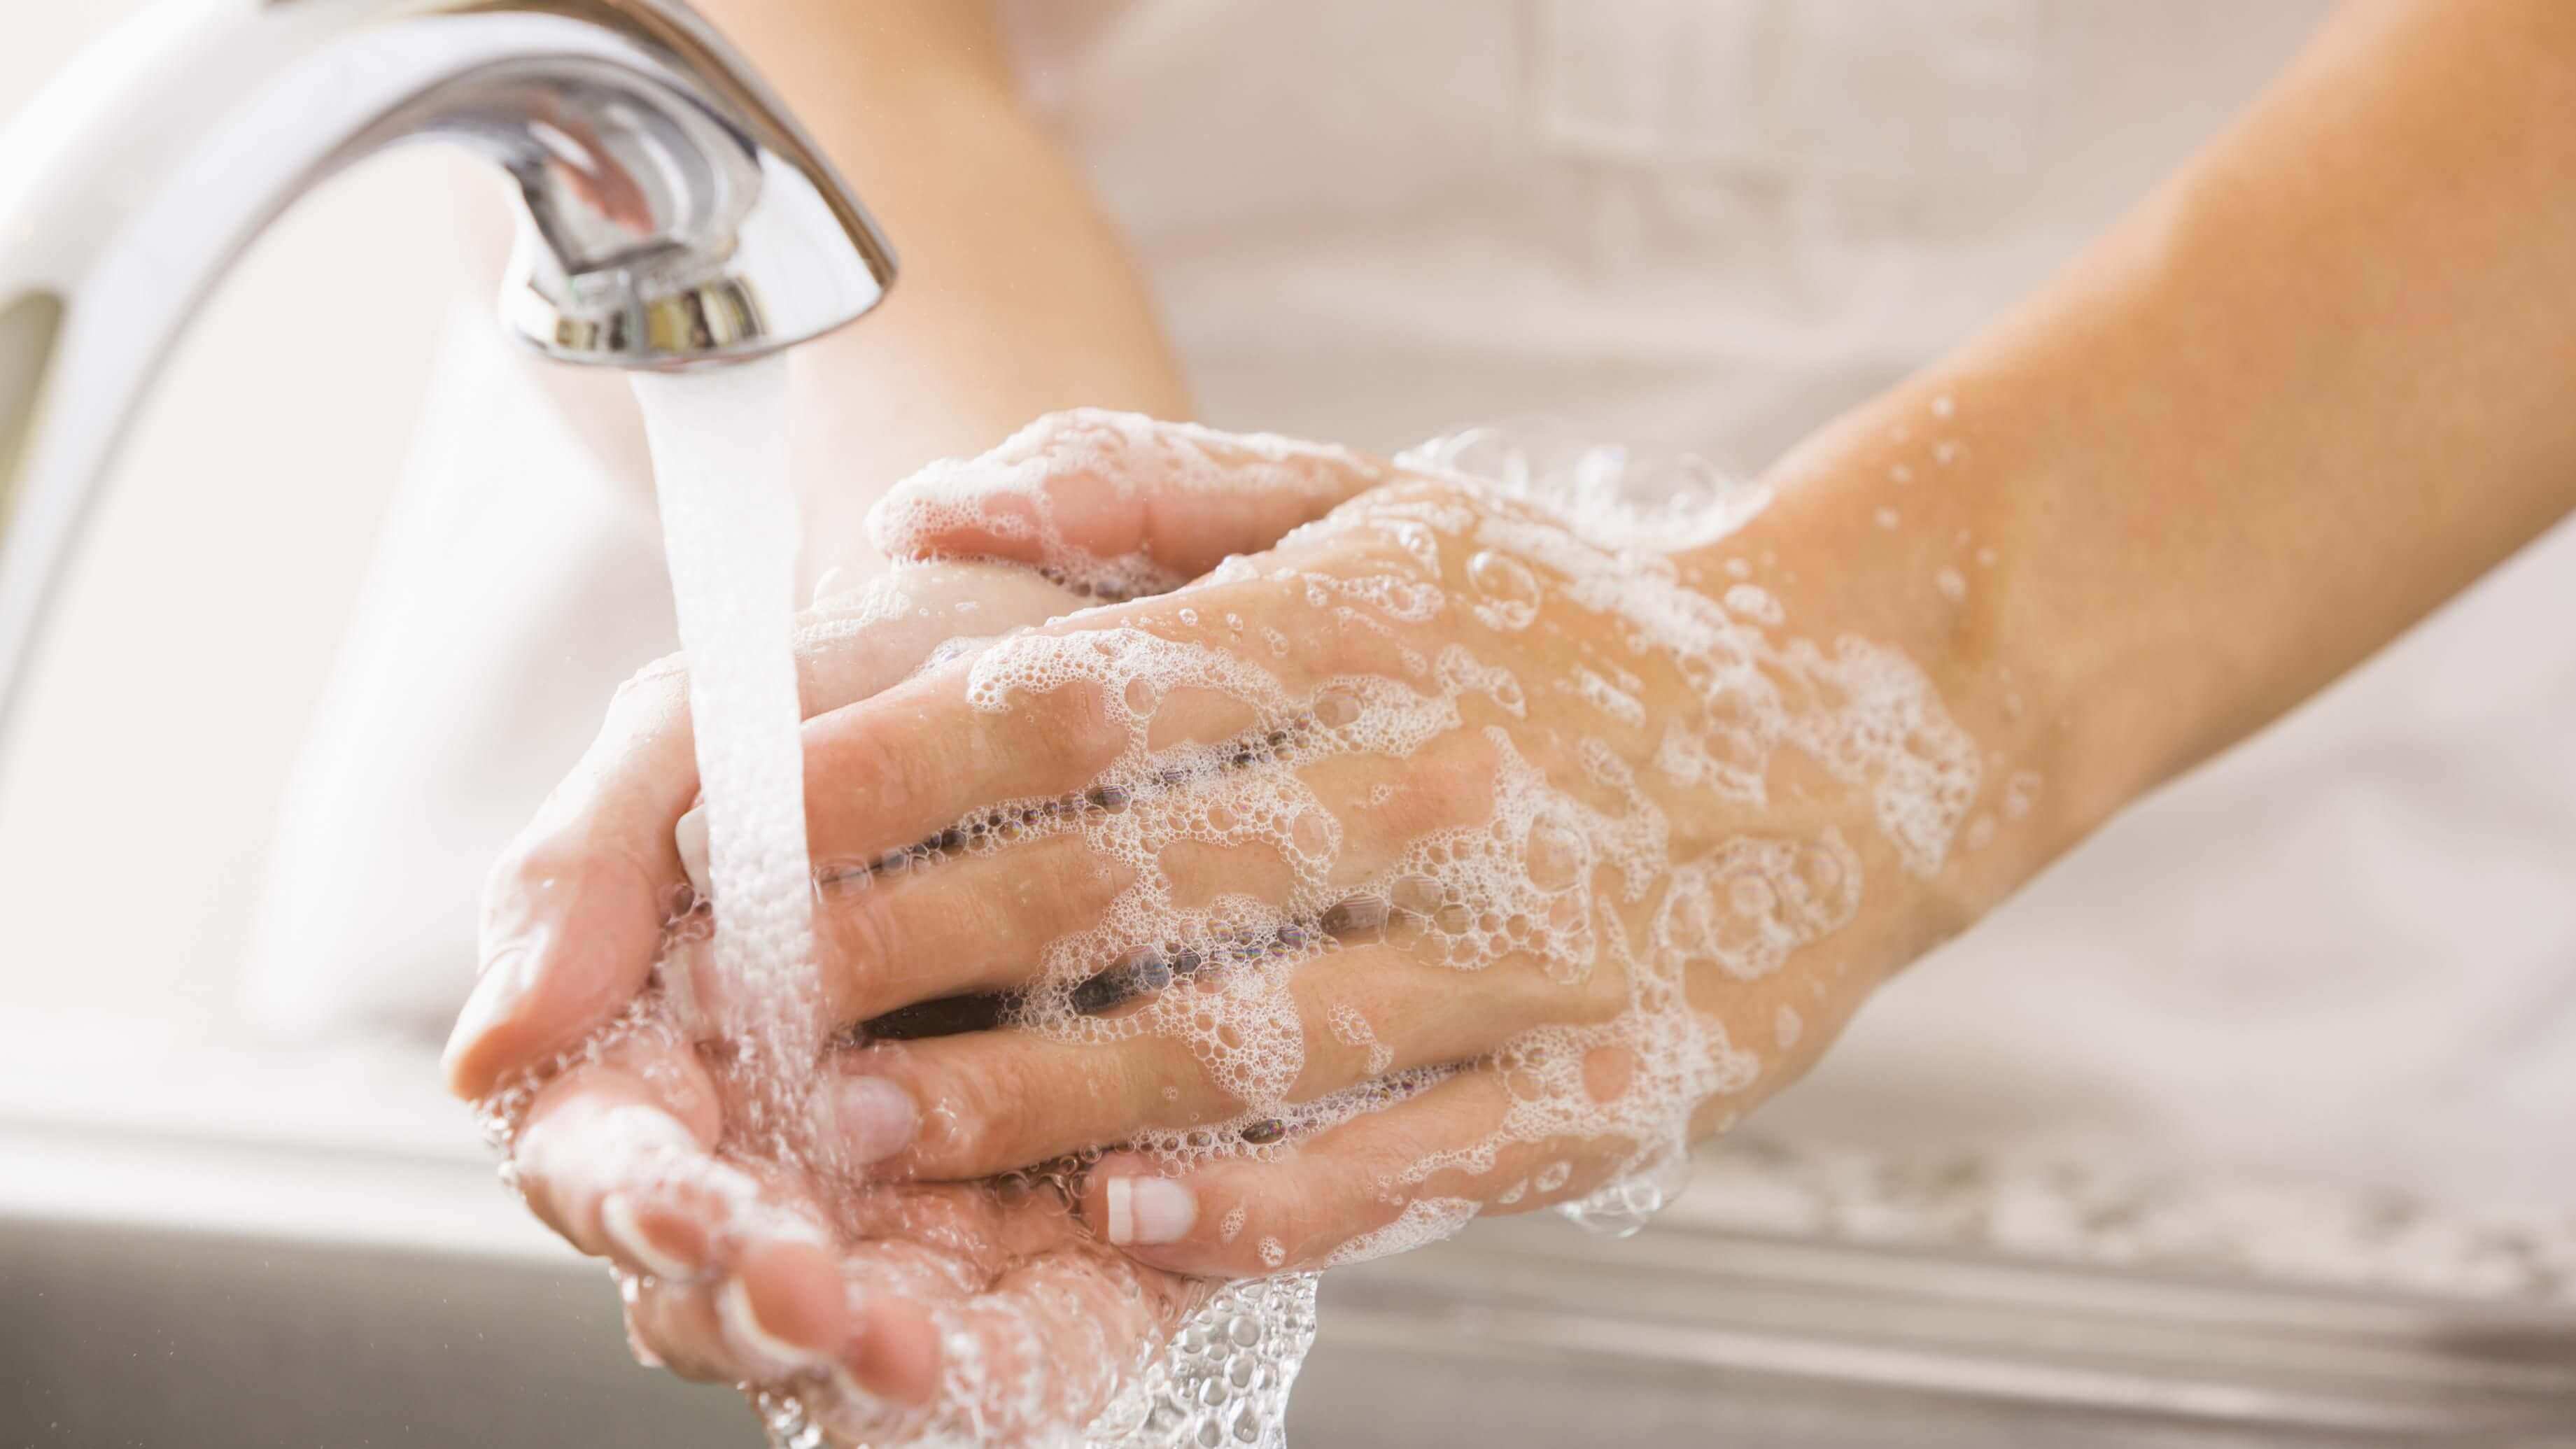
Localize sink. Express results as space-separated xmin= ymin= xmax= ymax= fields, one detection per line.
xmin=6 ymin=1112 xmax=2571 ymax=1448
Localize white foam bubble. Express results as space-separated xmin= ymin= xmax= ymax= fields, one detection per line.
xmin=868 ymin=409 xmax=1390 ymax=600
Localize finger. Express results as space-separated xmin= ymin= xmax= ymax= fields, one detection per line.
xmin=944 ymin=1248 xmax=1175 ymax=1433
xmin=791 ymin=728 xmax=1492 ymax=1033
xmin=1081 ymin=1065 xmax=1639 ymax=1277
xmin=840 ymin=935 xmax=1609 ymax=1181
xmin=794 ymin=564 xmax=1081 ymax=703
xmin=620 ymin=1237 xmax=851 ymax=1387
xmin=813 ymin=830 xmax=1132 ymax=1025
xmin=788 ymin=679 xmax=1499 ymax=1038
xmin=446 ymin=564 xmax=1081 ymax=1098
xmin=665 ymin=826 xmax=1134 ymax=1039
xmin=772 ymin=1187 xmax=1187 ymax=1439
xmin=792 ymin=614 xmax=1298 ymax=876
xmin=603 ymin=1137 xmax=873 ymax=1390
xmin=724 ymin=1237 xmax=852 ymax=1377
xmin=508 ymin=1042 xmax=724 ymax=1264
xmin=842 ymin=1294 xmax=945 ymax=1408
xmin=868 ymin=410 xmax=1393 ymax=594
xmin=794 ymin=546 xmax=1479 ymax=877
xmin=610 ymin=1172 xmax=948 ymax=1403
xmin=621 ymin=1276 xmax=740 ymax=1383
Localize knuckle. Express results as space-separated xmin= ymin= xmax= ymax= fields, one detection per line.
xmin=1020 ymin=407 xmax=1111 ymax=452
xmin=610 ymin=652 xmax=690 ymax=712
xmin=1257 ymin=1192 xmax=1327 ymax=1264
xmin=478 ymin=827 xmax=591 ymax=945
xmin=1252 ymin=1175 xmax=1366 ymax=1272
xmin=822 ymin=884 xmax=903 ymax=1018
xmin=1551 ymin=960 xmax=1628 ymax=1027
xmin=1376 ymin=473 xmax=1474 ymax=509
xmin=1006 ymin=679 xmax=1125 ymax=780
xmin=593 ymin=657 xmax=692 ymax=755
xmin=996 ymin=409 xmax=1134 ymax=491
xmin=919 ymin=1049 xmax=1055 ymax=1175
xmin=486 ymin=830 xmax=578 ymax=899
xmin=481 ymin=824 xmax=660 ymax=938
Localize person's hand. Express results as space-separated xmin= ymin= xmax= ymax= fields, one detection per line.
xmin=449 ymin=556 xmax=1230 ymax=1442
xmin=791 ymin=415 xmax=2008 ymax=1278
xmin=463 ymin=411 xmax=2013 ymax=1289
xmin=444 ymin=558 xmax=1193 ymax=1428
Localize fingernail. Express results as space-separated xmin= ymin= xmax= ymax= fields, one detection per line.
xmin=719 ymin=1279 xmax=831 ymax=1375
xmin=1104 ymin=1176 xmax=1197 ymax=1246
xmin=599 ymin=1192 xmax=694 ymax=1279
xmin=441 ymin=949 xmax=531 ymax=1089
xmin=675 ymin=803 xmax=710 ymax=900
xmin=812 ymin=1075 xmax=919 ymax=1166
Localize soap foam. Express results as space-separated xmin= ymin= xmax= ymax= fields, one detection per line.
xmin=887 ymin=416 xmax=1989 ymax=1264
xmin=868 ymin=409 xmax=1391 ymax=602
xmin=847 ymin=417 xmax=1998 ymax=1442
xmin=491 ymin=410 xmax=2009 ymax=1449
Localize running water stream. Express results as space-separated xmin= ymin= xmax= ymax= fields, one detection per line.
xmin=633 ymin=358 xmax=824 ymax=1136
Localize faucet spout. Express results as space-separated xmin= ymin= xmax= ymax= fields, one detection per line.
xmin=0 ymin=0 xmax=896 ymax=732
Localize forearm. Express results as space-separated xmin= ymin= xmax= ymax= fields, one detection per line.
xmin=1702 ymin=0 xmax=2576 ymax=912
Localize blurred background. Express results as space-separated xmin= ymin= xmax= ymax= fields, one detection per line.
xmin=0 ymin=3 xmax=453 ymax=1034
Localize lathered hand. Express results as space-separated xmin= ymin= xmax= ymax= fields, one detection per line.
xmin=816 ymin=412 xmax=2006 ymax=1276
xmin=451 ymin=412 xmax=2036 ymax=1442
xmin=452 ymin=561 xmax=1209 ymax=1439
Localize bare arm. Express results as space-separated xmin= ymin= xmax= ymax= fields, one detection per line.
xmin=1726 ymin=0 xmax=2576 ymax=926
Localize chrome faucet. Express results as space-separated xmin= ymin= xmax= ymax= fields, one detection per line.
xmin=0 ymin=0 xmax=896 ymax=729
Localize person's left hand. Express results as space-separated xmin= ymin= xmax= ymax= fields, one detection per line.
xmin=495 ymin=992 xmax=1209 ymax=1442
xmin=453 ymin=555 xmax=1227 ymax=1442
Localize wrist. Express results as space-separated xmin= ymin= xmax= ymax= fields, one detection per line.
xmin=1675 ymin=374 xmax=2159 ymax=928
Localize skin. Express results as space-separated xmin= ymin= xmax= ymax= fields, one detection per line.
xmin=441 ymin=0 xmax=2576 ymax=1436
